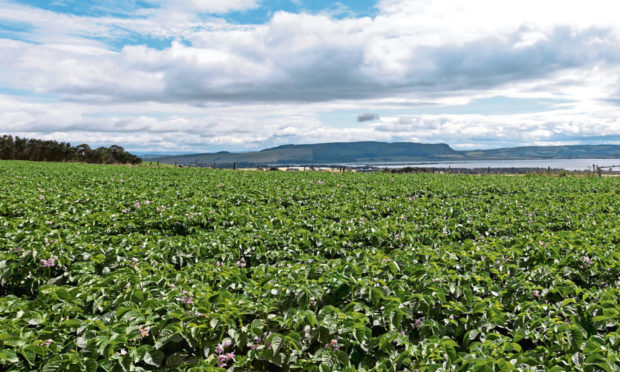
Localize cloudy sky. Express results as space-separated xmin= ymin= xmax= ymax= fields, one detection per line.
xmin=1 ymin=0 xmax=620 ymax=154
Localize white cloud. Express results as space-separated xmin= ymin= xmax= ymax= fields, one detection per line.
xmin=2 ymin=91 xmax=619 ymax=153
xmin=1 ymin=0 xmax=620 ymax=152
xmin=4 ymin=2 xmax=620 ymax=104
xmin=177 ymin=0 xmax=260 ymax=13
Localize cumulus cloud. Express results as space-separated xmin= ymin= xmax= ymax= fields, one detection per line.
xmin=3 ymin=10 xmax=620 ymax=104
xmin=173 ymin=0 xmax=260 ymax=13
xmin=3 ymin=91 xmax=618 ymax=153
xmin=358 ymin=113 xmax=380 ymax=122
xmin=1 ymin=0 xmax=620 ymax=151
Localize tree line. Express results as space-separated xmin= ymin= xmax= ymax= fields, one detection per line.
xmin=0 ymin=135 xmax=142 ymax=164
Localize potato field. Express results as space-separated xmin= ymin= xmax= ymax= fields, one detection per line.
xmin=0 ymin=161 xmax=618 ymax=371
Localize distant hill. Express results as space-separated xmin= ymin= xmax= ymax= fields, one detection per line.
xmin=152 ymin=142 xmax=620 ymax=166
xmin=465 ymin=145 xmax=620 ymax=160
xmin=153 ymin=141 xmax=464 ymax=165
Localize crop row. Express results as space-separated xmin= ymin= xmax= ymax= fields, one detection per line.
xmin=0 ymin=161 xmax=618 ymax=371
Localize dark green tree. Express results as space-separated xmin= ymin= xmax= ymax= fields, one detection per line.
xmin=0 ymin=135 xmax=141 ymax=164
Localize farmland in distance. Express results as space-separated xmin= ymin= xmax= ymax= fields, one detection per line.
xmin=0 ymin=160 xmax=618 ymax=371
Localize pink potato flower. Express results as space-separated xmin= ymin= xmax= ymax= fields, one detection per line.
xmin=215 ymin=344 xmax=224 ymax=354
xmin=177 ymin=296 xmax=193 ymax=304
xmin=138 ymin=325 xmax=150 ymax=339
xmin=40 ymin=257 xmax=58 ymax=267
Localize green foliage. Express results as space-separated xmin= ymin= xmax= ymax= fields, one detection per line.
xmin=0 ymin=161 xmax=618 ymax=371
xmin=0 ymin=135 xmax=141 ymax=164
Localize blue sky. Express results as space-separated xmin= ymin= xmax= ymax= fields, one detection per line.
xmin=0 ymin=0 xmax=619 ymax=153
xmin=14 ymin=0 xmax=378 ymax=21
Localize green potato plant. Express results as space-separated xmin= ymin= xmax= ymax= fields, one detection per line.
xmin=0 ymin=160 xmax=618 ymax=371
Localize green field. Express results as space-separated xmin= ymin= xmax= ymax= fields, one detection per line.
xmin=0 ymin=161 xmax=618 ymax=371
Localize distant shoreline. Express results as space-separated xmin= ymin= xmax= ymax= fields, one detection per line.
xmin=152 ymin=142 xmax=620 ymax=167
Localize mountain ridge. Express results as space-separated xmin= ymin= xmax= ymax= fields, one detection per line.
xmin=149 ymin=142 xmax=620 ymax=165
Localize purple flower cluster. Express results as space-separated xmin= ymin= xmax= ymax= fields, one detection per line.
xmin=40 ymin=256 xmax=58 ymax=267
xmin=215 ymin=340 xmax=235 ymax=368
xmin=326 ymin=339 xmax=339 ymax=351
xmin=178 ymin=295 xmax=193 ymax=304
xmin=138 ymin=325 xmax=150 ymax=339
xmin=412 ymin=316 xmax=425 ymax=330
xmin=250 ymin=332 xmax=272 ymax=350
xmin=41 ymin=339 xmax=53 ymax=347
xmin=533 ymin=289 xmax=541 ymax=298
xmin=236 ymin=258 xmax=246 ymax=268
xmin=217 ymin=353 xmax=235 ymax=368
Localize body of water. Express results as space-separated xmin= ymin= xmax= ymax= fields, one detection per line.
xmin=348 ymin=159 xmax=620 ymax=171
